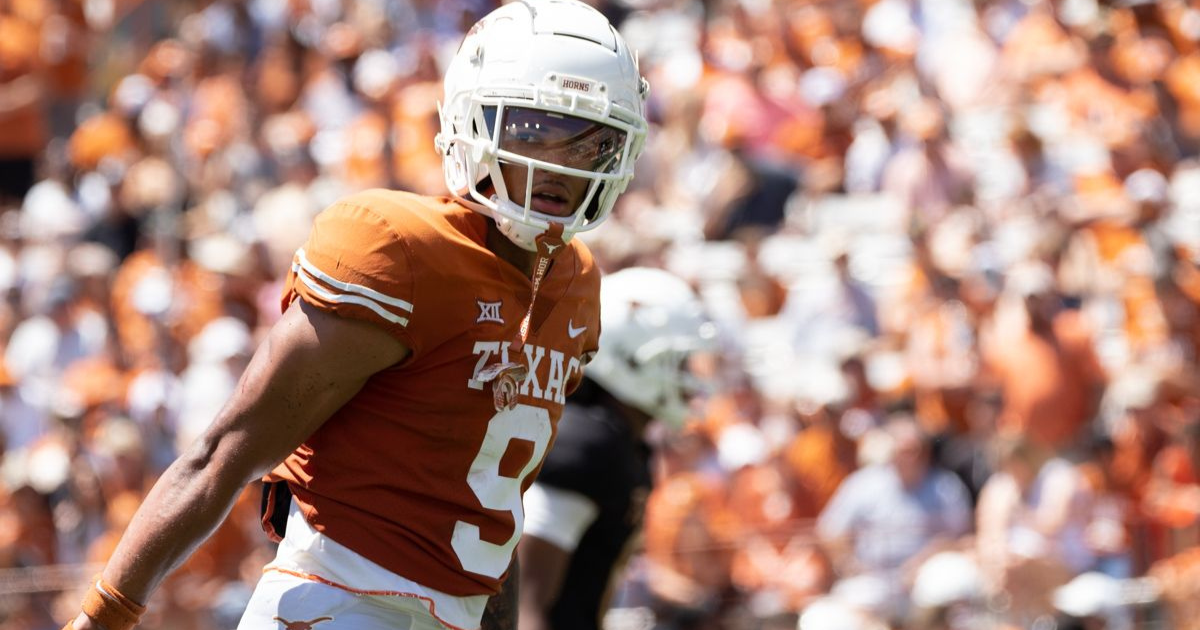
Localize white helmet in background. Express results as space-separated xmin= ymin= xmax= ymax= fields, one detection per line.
xmin=588 ymin=267 xmax=717 ymax=428
xmin=437 ymin=0 xmax=649 ymax=251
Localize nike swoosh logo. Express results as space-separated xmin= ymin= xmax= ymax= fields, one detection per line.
xmin=567 ymin=320 xmax=586 ymax=339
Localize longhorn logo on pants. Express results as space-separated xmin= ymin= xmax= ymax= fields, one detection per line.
xmin=273 ymin=617 xmax=334 ymax=630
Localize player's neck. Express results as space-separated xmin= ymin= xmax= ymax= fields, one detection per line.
xmin=486 ymin=219 xmax=539 ymax=277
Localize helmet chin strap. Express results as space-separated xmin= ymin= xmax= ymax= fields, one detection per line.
xmin=474 ymin=222 xmax=567 ymax=411
xmin=493 ymin=212 xmax=542 ymax=252
xmin=491 ymin=196 xmax=576 ymax=252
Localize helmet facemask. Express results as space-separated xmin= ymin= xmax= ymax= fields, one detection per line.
xmin=442 ymin=90 xmax=645 ymax=251
xmin=437 ymin=0 xmax=649 ymax=251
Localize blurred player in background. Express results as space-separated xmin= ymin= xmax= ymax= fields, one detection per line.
xmin=517 ymin=267 xmax=716 ymax=630
xmin=61 ymin=1 xmax=648 ymax=629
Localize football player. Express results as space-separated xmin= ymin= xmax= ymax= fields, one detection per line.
xmin=517 ymin=267 xmax=716 ymax=630
xmin=63 ymin=2 xmax=648 ymax=629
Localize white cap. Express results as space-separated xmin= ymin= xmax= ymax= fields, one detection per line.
xmin=1125 ymin=168 xmax=1169 ymax=205
xmin=354 ymin=48 xmax=401 ymax=100
xmin=862 ymin=0 xmax=918 ymax=54
xmin=1054 ymin=572 xmax=1121 ymax=618
xmin=94 ymin=417 xmax=145 ymax=459
xmin=798 ymin=596 xmax=886 ymax=630
xmin=23 ymin=438 xmax=72 ymax=494
xmin=911 ymin=551 xmax=984 ymax=608
xmin=189 ymin=233 xmax=254 ymax=276
xmin=188 ymin=317 xmax=253 ymax=364
xmin=21 ymin=180 xmax=86 ymax=241
xmin=716 ymin=422 xmax=768 ymax=470
xmin=1005 ymin=261 xmax=1056 ymax=298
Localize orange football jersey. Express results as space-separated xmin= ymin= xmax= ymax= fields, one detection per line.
xmin=264 ymin=189 xmax=601 ymax=597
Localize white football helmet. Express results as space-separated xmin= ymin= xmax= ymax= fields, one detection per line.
xmin=437 ymin=0 xmax=649 ymax=251
xmin=587 ymin=267 xmax=717 ymax=428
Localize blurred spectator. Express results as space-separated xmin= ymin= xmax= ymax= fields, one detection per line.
xmin=781 ymin=375 xmax=857 ymax=517
xmin=880 ymin=98 xmax=975 ymax=228
xmin=1076 ymin=435 xmax=1134 ymax=581
xmin=0 ymin=482 xmax=57 ymax=568
xmin=700 ymin=148 xmax=799 ymax=242
xmin=1145 ymin=418 xmax=1200 ymax=528
xmin=781 ymin=246 xmax=879 ymax=357
xmin=816 ymin=415 xmax=972 ymax=623
xmin=4 ymin=276 xmax=108 ymax=398
xmin=725 ymin=452 xmax=832 ymax=618
xmin=904 ymin=243 xmax=979 ymax=439
xmin=640 ymin=428 xmax=734 ymax=630
xmin=976 ymin=436 xmax=1095 ymax=626
xmin=0 ymin=0 xmax=49 ymax=205
xmin=982 ymin=263 xmax=1107 ymax=451
xmin=0 ymin=361 xmax=47 ymax=453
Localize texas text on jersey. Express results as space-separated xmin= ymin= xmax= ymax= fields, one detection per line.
xmin=261 ymin=188 xmax=600 ymax=603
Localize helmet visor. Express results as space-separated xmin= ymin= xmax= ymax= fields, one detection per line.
xmin=484 ymin=106 xmax=627 ymax=174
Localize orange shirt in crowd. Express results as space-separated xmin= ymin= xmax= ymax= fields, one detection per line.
xmin=1001 ymin=7 xmax=1083 ymax=81
xmin=1166 ymin=53 xmax=1200 ymax=141
xmin=0 ymin=11 xmax=47 ymax=158
xmin=643 ymin=471 xmax=733 ymax=604
xmin=1146 ymin=443 xmax=1200 ymax=529
xmin=782 ymin=419 xmax=855 ymax=512
xmin=390 ymin=81 xmax=444 ymax=195
xmin=908 ymin=298 xmax=978 ymax=436
xmin=67 ymin=112 xmax=135 ymax=171
xmin=1148 ymin=546 xmax=1200 ymax=630
xmin=0 ymin=484 xmax=57 ymax=567
xmin=41 ymin=0 xmax=89 ymax=101
xmin=987 ymin=310 xmax=1105 ymax=449
xmin=1079 ymin=219 xmax=1171 ymax=356
xmin=724 ymin=461 xmax=831 ymax=610
xmin=184 ymin=73 xmax=249 ymax=160
xmin=110 ymin=250 xmax=224 ymax=369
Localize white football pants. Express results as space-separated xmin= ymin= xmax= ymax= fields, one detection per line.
xmin=236 ymin=503 xmax=486 ymax=630
xmin=237 ymin=569 xmax=452 ymax=630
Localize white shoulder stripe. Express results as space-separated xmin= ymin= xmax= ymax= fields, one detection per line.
xmin=295 ymin=248 xmax=414 ymax=313
xmin=292 ymin=262 xmax=411 ymax=327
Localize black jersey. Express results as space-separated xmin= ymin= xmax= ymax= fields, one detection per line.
xmin=534 ymin=387 xmax=652 ymax=630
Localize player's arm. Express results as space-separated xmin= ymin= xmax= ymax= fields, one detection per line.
xmin=482 ymin=558 xmax=519 ymax=630
xmin=68 ymin=299 xmax=409 ymax=629
xmin=516 ymin=482 xmax=600 ymax=630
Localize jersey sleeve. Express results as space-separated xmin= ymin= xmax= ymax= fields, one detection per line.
xmin=282 ymin=199 xmax=418 ymax=353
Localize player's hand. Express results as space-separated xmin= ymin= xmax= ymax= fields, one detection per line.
xmin=64 ymin=613 xmax=101 ymax=630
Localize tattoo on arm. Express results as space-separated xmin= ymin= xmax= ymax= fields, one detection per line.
xmin=481 ymin=558 xmax=519 ymax=630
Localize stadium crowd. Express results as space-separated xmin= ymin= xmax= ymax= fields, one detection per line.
xmin=3 ymin=0 xmax=1200 ymax=628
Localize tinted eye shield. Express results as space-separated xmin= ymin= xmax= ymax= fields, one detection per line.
xmin=482 ymin=105 xmax=628 ymax=175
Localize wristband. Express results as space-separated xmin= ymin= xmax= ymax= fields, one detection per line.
xmin=80 ymin=578 xmax=147 ymax=630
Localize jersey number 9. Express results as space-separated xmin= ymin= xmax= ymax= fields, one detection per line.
xmin=452 ymin=404 xmax=552 ymax=578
